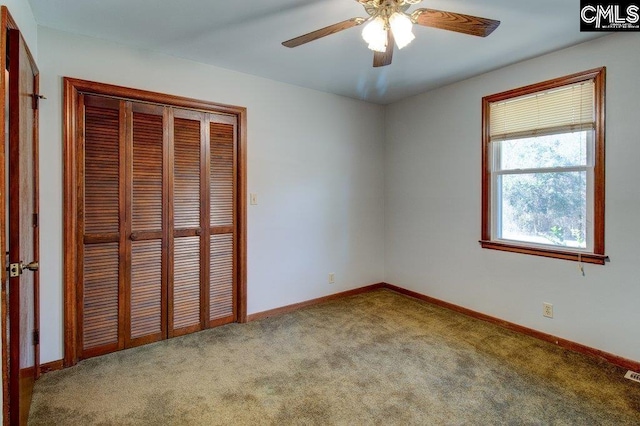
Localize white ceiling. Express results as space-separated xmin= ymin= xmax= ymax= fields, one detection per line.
xmin=28 ymin=0 xmax=604 ymax=104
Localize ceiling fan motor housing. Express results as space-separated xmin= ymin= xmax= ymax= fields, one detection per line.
xmin=364 ymin=0 xmax=413 ymax=19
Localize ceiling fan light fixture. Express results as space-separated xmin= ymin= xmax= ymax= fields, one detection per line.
xmin=362 ymin=16 xmax=387 ymax=52
xmin=389 ymin=12 xmax=415 ymax=49
xmin=282 ymin=1 xmax=501 ymax=68
xmin=367 ymin=39 xmax=388 ymax=53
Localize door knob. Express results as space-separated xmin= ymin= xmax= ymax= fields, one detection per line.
xmin=22 ymin=261 xmax=39 ymax=272
xmin=20 ymin=261 xmax=40 ymax=274
xmin=7 ymin=261 xmax=38 ymax=277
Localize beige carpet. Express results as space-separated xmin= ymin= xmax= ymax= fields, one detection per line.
xmin=29 ymin=289 xmax=640 ymax=425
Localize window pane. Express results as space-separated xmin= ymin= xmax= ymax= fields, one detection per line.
xmin=499 ymin=132 xmax=588 ymax=170
xmin=498 ymin=172 xmax=587 ymax=249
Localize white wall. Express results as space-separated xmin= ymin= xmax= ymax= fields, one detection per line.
xmin=37 ymin=27 xmax=385 ymax=363
xmin=2 ymin=0 xmax=37 ymax=58
xmin=385 ymin=33 xmax=640 ymax=362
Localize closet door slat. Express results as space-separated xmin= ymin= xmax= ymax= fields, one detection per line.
xmin=82 ymin=243 xmax=119 ymax=351
xmin=84 ymin=101 xmax=120 ymax=235
xmin=173 ymin=236 xmax=201 ymax=332
xmin=132 ymin=111 xmax=163 ymax=232
xmin=130 ymin=240 xmax=163 ymax=339
xmin=210 ymin=122 xmax=235 ymax=227
xmin=174 ymin=117 xmax=201 ymax=230
xmin=210 ymin=234 xmax=234 ymax=322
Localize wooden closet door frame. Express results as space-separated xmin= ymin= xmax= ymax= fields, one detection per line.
xmin=63 ymin=78 xmax=247 ymax=367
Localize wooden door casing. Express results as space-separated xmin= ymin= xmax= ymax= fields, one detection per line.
xmin=68 ymin=83 xmax=244 ymax=362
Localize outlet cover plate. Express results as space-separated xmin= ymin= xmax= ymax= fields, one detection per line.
xmin=625 ymin=370 xmax=640 ymax=383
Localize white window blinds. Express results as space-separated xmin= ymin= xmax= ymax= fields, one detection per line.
xmin=490 ymin=80 xmax=595 ymax=141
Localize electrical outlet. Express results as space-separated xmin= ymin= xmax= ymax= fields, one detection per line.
xmin=543 ymin=302 xmax=553 ymax=318
xmin=328 ymin=273 xmax=335 ymax=284
xmin=625 ymin=370 xmax=640 ymax=383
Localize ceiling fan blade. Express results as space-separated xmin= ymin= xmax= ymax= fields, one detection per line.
xmin=373 ymin=31 xmax=394 ymax=68
xmin=411 ymin=8 xmax=500 ymax=37
xmin=282 ymin=17 xmax=366 ymax=48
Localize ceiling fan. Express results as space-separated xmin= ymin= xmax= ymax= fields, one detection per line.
xmin=282 ymin=0 xmax=500 ymax=67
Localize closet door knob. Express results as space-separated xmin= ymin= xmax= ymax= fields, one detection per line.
xmin=22 ymin=261 xmax=39 ymax=272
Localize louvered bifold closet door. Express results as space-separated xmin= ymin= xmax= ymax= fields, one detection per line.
xmin=170 ymin=109 xmax=207 ymax=336
xmin=76 ymin=89 xmax=239 ymax=360
xmin=209 ymin=115 xmax=237 ymax=326
xmin=79 ymin=95 xmax=125 ymax=358
xmin=128 ymin=103 xmax=167 ymax=347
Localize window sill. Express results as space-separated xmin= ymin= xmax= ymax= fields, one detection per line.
xmin=479 ymin=240 xmax=609 ymax=265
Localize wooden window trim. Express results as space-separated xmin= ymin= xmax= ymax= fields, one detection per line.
xmin=480 ymin=67 xmax=607 ymax=265
xmin=63 ymin=78 xmax=248 ymax=367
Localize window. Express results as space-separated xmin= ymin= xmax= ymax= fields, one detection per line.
xmin=481 ymin=68 xmax=607 ymax=265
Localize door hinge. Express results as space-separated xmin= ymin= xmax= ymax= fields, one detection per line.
xmin=31 ymin=93 xmax=46 ymax=110
xmin=33 ymin=330 xmax=39 ymax=345
xmin=33 ymin=213 xmax=38 ymax=228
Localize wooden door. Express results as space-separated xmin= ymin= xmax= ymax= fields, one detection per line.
xmin=208 ymin=116 xmax=237 ymax=326
xmin=79 ymin=96 xmax=170 ymax=356
xmin=169 ymin=111 xmax=238 ymax=335
xmin=7 ymin=28 xmax=39 ymax=426
xmin=128 ymin=102 xmax=167 ymax=347
xmin=76 ymin=92 xmax=238 ymax=360
xmin=79 ymin=95 xmax=123 ymax=358
xmin=170 ymin=109 xmax=205 ymax=336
